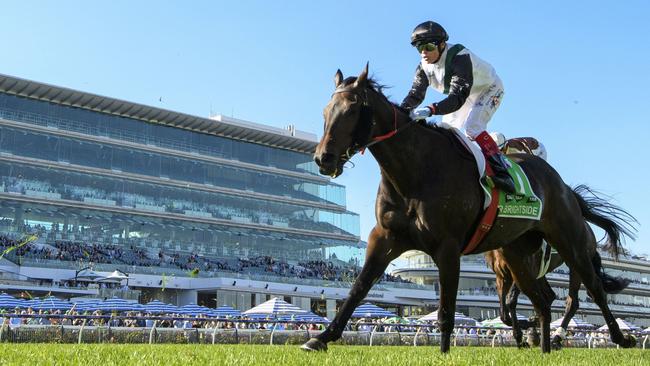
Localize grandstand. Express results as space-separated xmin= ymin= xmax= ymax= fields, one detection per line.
xmin=0 ymin=73 xmax=426 ymax=320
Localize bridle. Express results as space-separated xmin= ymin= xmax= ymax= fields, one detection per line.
xmin=331 ymin=85 xmax=414 ymax=164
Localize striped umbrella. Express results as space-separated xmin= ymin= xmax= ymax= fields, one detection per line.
xmin=98 ymin=297 xmax=143 ymax=312
xmin=32 ymin=296 xmax=72 ymax=311
xmin=351 ymin=303 xmax=397 ymax=319
xmin=72 ymin=300 xmax=102 ymax=312
xmin=550 ymin=316 xmax=594 ymax=329
xmin=212 ymin=306 xmax=241 ymax=318
xmin=177 ymin=303 xmax=213 ymax=316
xmin=597 ymin=318 xmax=640 ymax=332
xmin=143 ymin=300 xmax=178 ymax=314
xmin=243 ymin=297 xmax=308 ymax=317
xmin=0 ymin=293 xmax=21 ymax=309
xmin=277 ymin=312 xmax=328 ymax=323
xmin=22 ymin=298 xmax=41 ymax=309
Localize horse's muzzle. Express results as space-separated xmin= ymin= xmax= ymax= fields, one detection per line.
xmin=313 ymin=152 xmax=341 ymax=177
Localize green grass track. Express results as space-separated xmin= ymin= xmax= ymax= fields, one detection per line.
xmin=2 ymin=344 xmax=647 ymax=366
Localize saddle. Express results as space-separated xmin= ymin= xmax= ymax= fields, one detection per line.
xmin=490 ymin=133 xmax=548 ymax=161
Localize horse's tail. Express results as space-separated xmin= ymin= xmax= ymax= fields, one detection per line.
xmin=571 ymin=184 xmax=637 ymax=293
xmin=591 ymin=251 xmax=630 ymax=294
xmin=571 ymin=184 xmax=637 ymax=258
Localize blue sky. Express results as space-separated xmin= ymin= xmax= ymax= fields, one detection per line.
xmin=2 ymin=1 xmax=649 ymax=257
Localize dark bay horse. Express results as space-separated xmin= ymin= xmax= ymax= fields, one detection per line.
xmin=302 ymin=64 xmax=636 ymax=353
xmin=487 ymin=185 xmax=636 ymax=348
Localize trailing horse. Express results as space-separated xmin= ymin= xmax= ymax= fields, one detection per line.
xmin=302 ymin=64 xmax=636 ymax=353
xmin=486 ymin=184 xmax=636 ymax=348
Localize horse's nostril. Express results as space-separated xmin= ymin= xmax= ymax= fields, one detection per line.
xmin=314 ymin=155 xmax=321 ymax=165
xmin=320 ymin=153 xmax=334 ymax=164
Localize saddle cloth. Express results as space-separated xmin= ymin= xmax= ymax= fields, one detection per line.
xmin=440 ymin=123 xmax=543 ymax=220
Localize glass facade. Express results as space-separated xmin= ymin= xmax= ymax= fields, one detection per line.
xmin=0 ymin=93 xmax=320 ymax=176
xmin=0 ymin=88 xmax=363 ymax=276
xmin=0 ymin=125 xmax=346 ymax=206
xmin=0 ymin=163 xmax=359 ymax=236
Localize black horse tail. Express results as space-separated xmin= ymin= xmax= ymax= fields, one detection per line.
xmin=590 ymin=251 xmax=630 ymax=294
xmin=571 ymin=184 xmax=637 ymax=258
xmin=571 ymin=184 xmax=638 ymax=293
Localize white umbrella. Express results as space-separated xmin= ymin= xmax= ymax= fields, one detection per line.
xmin=418 ymin=310 xmax=478 ymax=326
xmin=597 ymin=318 xmax=640 ymax=332
xmin=550 ymin=316 xmax=594 ymax=329
xmin=243 ymin=297 xmax=308 ymax=317
xmin=480 ymin=314 xmax=529 ymax=329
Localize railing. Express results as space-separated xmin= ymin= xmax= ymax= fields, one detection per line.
xmin=0 ymin=314 xmax=645 ymax=348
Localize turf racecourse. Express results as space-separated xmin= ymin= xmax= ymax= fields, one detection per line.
xmin=1 ymin=344 xmax=646 ymax=366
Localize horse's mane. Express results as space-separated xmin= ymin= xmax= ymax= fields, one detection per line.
xmin=342 ymin=75 xmax=471 ymax=159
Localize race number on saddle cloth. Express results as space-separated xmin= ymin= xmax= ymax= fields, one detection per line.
xmin=439 ymin=123 xmax=543 ymax=253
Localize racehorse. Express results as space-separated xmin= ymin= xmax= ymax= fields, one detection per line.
xmin=486 ymin=185 xmax=636 ymax=348
xmin=302 ymin=64 xmax=636 ymax=353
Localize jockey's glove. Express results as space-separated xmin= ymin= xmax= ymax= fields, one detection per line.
xmin=409 ymin=105 xmax=435 ymax=120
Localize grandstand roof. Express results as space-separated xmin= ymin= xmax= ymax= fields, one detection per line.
xmin=0 ymin=73 xmax=319 ymax=153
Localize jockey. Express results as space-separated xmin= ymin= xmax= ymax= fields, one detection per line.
xmin=401 ymin=21 xmax=516 ymax=193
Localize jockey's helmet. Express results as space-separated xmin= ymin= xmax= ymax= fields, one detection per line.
xmin=410 ymin=21 xmax=449 ymax=46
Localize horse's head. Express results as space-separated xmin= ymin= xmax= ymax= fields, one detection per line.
xmin=314 ymin=63 xmax=374 ymax=178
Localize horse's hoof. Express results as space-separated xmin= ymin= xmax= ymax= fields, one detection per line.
xmin=620 ymin=334 xmax=637 ymax=348
xmin=301 ymin=338 xmax=328 ymax=352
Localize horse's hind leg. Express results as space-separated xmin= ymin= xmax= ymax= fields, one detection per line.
xmin=552 ymin=270 xmax=581 ymax=349
xmin=301 ymin=227 xmax=403 ymax=351
xmin=545 ymin=220 xmax=635 ymax=348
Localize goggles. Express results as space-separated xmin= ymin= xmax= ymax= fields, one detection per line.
xmin=416 ymin=43 xmax=438 ymax=53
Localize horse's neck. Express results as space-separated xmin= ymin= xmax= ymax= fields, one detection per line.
xmin=368 ymin=121 xmax=453 ymax=197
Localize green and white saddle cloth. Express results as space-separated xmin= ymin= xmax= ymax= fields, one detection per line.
xmin=488 ymin=156 xmax=543 ymax=220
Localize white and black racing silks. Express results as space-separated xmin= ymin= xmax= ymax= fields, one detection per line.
xmin=400 ymin=43 xmax=501 ymax=117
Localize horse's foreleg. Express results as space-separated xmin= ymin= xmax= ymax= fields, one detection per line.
xmin=506 ymin=284 xmax=526 ymax=347
xmin=301 ymin=227 xmax=402 ymax=351
xmin=496 ymin=274 xmax=512 ymax=326
xmin=432 ymin=242 xmax=461 ymax=353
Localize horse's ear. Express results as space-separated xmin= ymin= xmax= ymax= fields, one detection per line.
xmin=354 ymin=62 xmax=369 ymax=88
xmin=334 ymin=69 xmax=343 ymax=88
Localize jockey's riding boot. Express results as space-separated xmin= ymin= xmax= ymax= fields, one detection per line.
xmin=486 ymin=153 xmax=516 ymax=194
xmin=474 ymin=131 xmax=516 ymax=194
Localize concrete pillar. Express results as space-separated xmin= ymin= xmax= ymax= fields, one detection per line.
xmin=326 ymin=299 xmax=337 ymax=321
xmin=177 ymin=290 xmax=198 ymax=306
xmin=237 ymin=292 xmax=252 ymax=312
xmin=254 ymin=293 xmax=266 ymax=306
xmin=291 ymin=296 xmax=311 ymax=312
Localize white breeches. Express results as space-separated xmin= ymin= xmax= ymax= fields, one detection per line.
xmin=441 ymin=83 xmax=504 ymax=139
